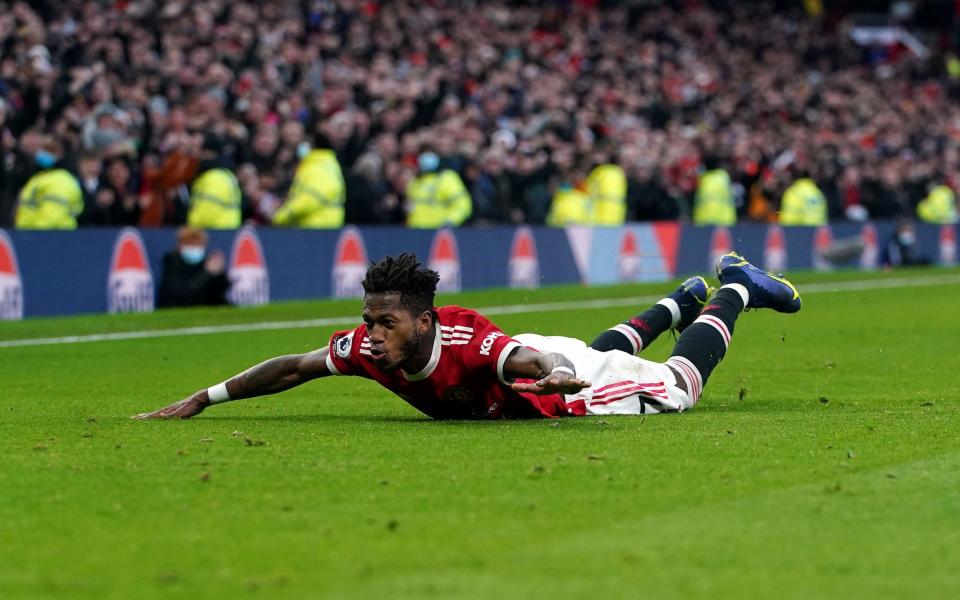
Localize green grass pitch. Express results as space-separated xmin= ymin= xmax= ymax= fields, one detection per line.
xmin=1 ymin=267 xmax=958 ymax=599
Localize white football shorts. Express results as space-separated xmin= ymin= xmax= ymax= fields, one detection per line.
xmin=513 ymin=333 xmax=695 ymax=416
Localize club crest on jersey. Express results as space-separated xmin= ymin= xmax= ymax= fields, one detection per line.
xmin=763 ymin=224 xmax=787 ymax=272
xmin=509 ymin=226 xmax=540 ymax=288
xmin=0 ymin=231 xmax=24 ymax=320
xmin=709 ymin=227 xmax=732 ymax=273
xmin=332 ymin=226 xmax=368 ymax=298
xmin=227 ymin=226 xmax=269 ymax=306
xmin=108 ymin=228 xmax=153 ymax=314
xmin=335 ymin=332 xmax=354 ymax=359
xmin=440 ymin=385 xmax=486 ymax=419
xmin=428 ymin=228 xmax=461 ymax=293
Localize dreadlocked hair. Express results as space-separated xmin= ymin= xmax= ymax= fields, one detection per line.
xmin=362 ymin=253 xmax=440 ymax=315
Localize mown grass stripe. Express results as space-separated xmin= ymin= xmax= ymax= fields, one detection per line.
xmin=1 ymin=273 xmax=957 ymax=349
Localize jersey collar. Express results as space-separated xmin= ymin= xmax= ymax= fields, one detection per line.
xmin=402 ymin=321 xmax=441 ymax=381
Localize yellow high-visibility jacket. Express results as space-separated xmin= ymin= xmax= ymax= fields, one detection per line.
xmin=189 ymin=168 xmax=242 ymax=229
xmin=547 ymin=186 xmax=592 ymax=226
xmin=406 ymin=169 xmax=472 ymax=228
xmin=693 ymin=168 xmax=736 ymax=226
xmin=274 ymin=150 xmax=345 ymax=228
xmin=586 ymin=164 xmax=627 ymax=225
xmin=917 ymin=185 xmax=958 ymax=224
xmin=779 ymin=178 xmax=827 ymax=226
xmin=16 ymin=169 xmax=84 ymax=230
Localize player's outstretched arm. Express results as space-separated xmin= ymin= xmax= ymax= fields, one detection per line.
xmin=504 ymin=347 xmax=591 ymax=396
xmin=132 ymin=347 xmax=333 ymax=420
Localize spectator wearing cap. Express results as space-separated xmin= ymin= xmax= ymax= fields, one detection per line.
xmin=15 ymin=137 xmax=83 ymax=229
xmin=273 ymin=138 xmax=346 ymax=228
xmin=406 ymin=151 xmax=472 ymax=228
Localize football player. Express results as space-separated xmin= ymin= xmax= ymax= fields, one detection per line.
xmin=135 ymin=252 xmax=800 ymax=420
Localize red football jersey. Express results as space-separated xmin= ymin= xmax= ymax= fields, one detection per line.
xmin=324 ymin=305 xmax=567 ymax=419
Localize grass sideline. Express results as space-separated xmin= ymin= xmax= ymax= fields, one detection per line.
xmin=1 ymin=267 xmax=958 ymax=599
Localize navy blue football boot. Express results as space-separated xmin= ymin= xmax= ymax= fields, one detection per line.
xmin=670 ymin=276 xmax=713 ymax=332
xmin=714 ymin=252 xmax=801 ymax=313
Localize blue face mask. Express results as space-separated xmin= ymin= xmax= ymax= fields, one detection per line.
xmin=180 ymin=246 xmax=206 ymax=265
xmin=35 ymin=150 xmax=56 ymax=169
xmin=296 ymin=142 xmax=311 ymax=160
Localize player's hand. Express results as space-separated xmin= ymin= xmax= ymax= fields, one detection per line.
xmin=511 ymin=373 xmax=591 ymax=396
xmin=131 ymin=391 xmax=210 ymax=420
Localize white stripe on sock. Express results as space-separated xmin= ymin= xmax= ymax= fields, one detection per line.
xmin=611 ymin=324 xmax=641 ymax=354
xmin=695 ymin=314 xmax=731 ymax=348
xmin=720 ymin=283 xmax=749 ymax=308
xmin=656 ymin=297 xmax=681 ymax=328
xmin=667 ymin=355 xmax=703 ymax=402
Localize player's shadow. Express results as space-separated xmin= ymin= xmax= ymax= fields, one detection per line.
xmin=197 ymin=414 xmax=431 ymax=424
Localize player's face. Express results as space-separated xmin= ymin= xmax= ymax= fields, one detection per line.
xmin=362 ymin=293 xmax=430 ymax=372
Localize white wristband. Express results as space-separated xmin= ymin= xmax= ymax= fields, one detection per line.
xmin=207 ymin=382 xmax=231 ymax=404
xmin=551 ymin=366 xmax=575 ymax=376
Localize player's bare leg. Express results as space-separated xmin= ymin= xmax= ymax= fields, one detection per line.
xmin=664 ymin=253 xmax=801 ymax=404
xmin=589 ymin=276 xmax=710 ymax=355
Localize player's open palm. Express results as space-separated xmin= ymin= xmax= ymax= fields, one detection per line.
xmin=132 ymin=391 xmax=208 ymax=420
xmin=511 ymin=373 xmax=591 ymax=396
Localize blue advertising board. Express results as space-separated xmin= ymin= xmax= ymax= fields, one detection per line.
xmin=0 ymin=222 xmax=955 ymax=319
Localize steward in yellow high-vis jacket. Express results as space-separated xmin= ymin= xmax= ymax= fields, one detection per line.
xmin=274 ymin=148 xmax=345 ymax=228
xmin=916 ymin=184 xmax=958 ymax=224
xmin=547 ymin=184 xmax=592 ymax=226
xmin=779 ymin=177 xmax=827 ymax=226
xmin=693 ymin=167 xmax=736 ymax=226
xmin=188 ymin=168 xmax=242 ymax=229
xmin=586 ymin=163 xmax=627 ymax=226
xmin=15 ymin=146 xmax=83 ymax=230
xmin=406 ymin=152 xmax=472 ymax=228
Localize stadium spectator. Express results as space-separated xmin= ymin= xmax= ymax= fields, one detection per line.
xmin=344 ymin=152 xmax=403 ymax=225
xmin=779 ymin=171 xmax=829 ymax=226
xmin=916 ymin=183 xmax=959 ymax=224
xmin=883 ymin=220 xmax=931 ymax=268
xmin=188 ymin=166 xmax=242 ymax=230
xmin=406 ymin=151 xmax=472 ymax=228
xmin=157 ymin=226 xmax=230 ymax=308
xmin=14 ymin=137 xmax=83 ymax=229
xmin=0 ymin=98 xmax=19 ymax=226
xmin=3 ymin=0 xmax=960 ymax=227
xmin=586 ymin=160 xmax=628 ymax=226
xmin=693 ymin=159 xmax=736 ymax=226
xmin=273 ymin=140 xmax=346 ymax=228
xmin=546 ymin=182 xmax=591 ymax=227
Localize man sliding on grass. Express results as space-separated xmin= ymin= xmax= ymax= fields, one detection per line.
xmin=136 ymin=251 xmax=800 ymax=420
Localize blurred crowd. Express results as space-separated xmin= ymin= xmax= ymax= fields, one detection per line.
xmin=2 ymin=0 xmax=960 ymax=229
